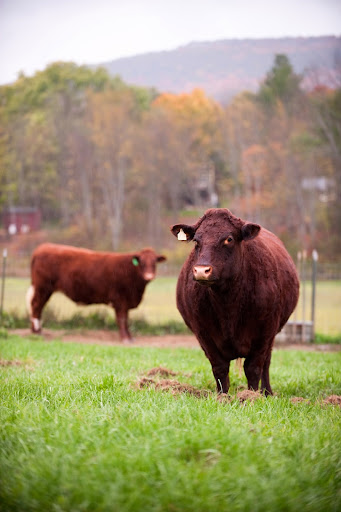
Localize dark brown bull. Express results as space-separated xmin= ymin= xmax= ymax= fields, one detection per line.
xmin=171 ymin=208 xmax=299 ymax=395
xmin=26 ymin=243 xmax=166 ymax=342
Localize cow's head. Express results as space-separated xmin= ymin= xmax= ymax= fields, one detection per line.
xmin=132 ymin=248 xmax=166 ymax=282
xmin=171 ymin=209 xmax=260 ymax=287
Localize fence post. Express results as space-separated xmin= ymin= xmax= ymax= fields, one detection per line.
xmin=0 ymin=248 xmax=7 ymax=323
xmin=301 ymin=250 xmax=307 ymax=342
xmin=294 ymin=251 xmax=301 ymax=342
xmin=311 ymin=249 xmax=318 ymax=341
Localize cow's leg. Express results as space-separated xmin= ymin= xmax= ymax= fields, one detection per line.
xmin=212 ymin=360 xmax=231 ymax=394
xmin=197 ymin=335 xmax=230 ymax=393
xmin=27 ymin=285 xmax=52 ymax=333
xmin=260 ymin=345 xmax=274 ymax=396
xmin=243 ymin=352 xmax=263 ymax=392
xmin=115 ymin=309 xmax=132 ymax=343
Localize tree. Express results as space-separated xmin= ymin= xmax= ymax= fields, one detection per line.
xmin=258 ymin=54 xmax=303 ymax=112
xmin=311 ymin=87 xmax=341 ymax=256
xmin=152 ymin=89 xmax=223 ymax=211
xmin=87 ymin=89 xmax=138 ymax=249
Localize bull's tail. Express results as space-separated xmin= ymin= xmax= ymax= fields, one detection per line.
xmin=26 ymin=285 xmax=34 ymax=317
xmin=236 ymin=358 xmax=243 ymax=378
xmin=26 ymin=285 xmax=41 ymax=333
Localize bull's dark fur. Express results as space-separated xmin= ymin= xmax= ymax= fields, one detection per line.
xmin=27 ymin=243 xmax=166 ymax=342
xmin=171 ymin=208 xmax=299 ymax=395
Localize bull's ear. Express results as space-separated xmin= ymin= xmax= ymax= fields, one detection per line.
xmin=157 ymin=255 xmax=167 ymax=263
xmin=170 ymin=224 xmax=196 ymax=242
xmin=241 ymin=223 xmax=261 ymax=241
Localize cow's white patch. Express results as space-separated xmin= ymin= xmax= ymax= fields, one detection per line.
xmin=26 ymin=285 xmax=34 ymax=316
xmin=177 ymin=228 xmax=187 ymax=241
xmin=32 ymin=318 xmax=41 ymax=332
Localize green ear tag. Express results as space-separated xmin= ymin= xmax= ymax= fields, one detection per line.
xmin=132 ymin=257 xmax=139 ymax=267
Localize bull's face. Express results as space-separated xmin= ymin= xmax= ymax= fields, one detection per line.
xmin=132 ymin=248 xmax=166 ymax=282
xmin=171 ymin=209 xmax=260 ymax=287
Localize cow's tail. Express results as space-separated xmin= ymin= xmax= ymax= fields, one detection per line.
xmin=236 ymin=358 xmax=243 ymax=378
xmin=26 ymin=285 xmax=34 ymax=317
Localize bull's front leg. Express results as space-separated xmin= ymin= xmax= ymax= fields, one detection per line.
xmin=244 ymin=341 xmax=274 ymax=396
xmin=212 ymin=361 xmax=230 ymax=394
xmin=114 ymin=309 xmax=133 ymax=343
xmin=197 ymin=334 xmax=230 ymax=393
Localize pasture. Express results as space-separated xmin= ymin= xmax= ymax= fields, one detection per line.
xmin=1 ymin=334 xmax=340 ymax=512
xmin=2 ymin=277 xmax=341 ymax=336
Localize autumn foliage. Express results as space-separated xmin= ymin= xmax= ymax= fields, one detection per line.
xmin=0 ymin=58 xmax=340 ymax=260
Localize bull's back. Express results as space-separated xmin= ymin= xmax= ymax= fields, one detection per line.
xmin=31 ymin=243 xmax=113 ymax=303
xmin=254 ymin=229 xmax=299 ymax=327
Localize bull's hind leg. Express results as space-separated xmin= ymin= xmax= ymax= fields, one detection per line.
xmin=260 ymin=345 xmax=274 ymax=396
xmin=244 ymin=343 xmax=274 ymax=396
xmin=114 ymin=308 xmax=132 ymax=343
xmin=26 ymin=285 xmax=52 ymax=333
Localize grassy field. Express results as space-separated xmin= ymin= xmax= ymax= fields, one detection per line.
xmin=0 ymin=334 xmax=340 ymax=512
xmin=2 ymin=277 xmax=341 ymax=336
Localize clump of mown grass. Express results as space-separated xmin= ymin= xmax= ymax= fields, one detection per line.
xmin=0 ymin=309 xmax=190 ymax=335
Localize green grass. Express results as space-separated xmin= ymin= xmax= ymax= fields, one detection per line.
xmin=1 ymin=334 xmax=341 ymax=512
xmin=2 ymin=277 xmax=341 ymax=337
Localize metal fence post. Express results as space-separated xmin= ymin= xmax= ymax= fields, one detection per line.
xmin=311 ymin=249 xmax=318 ymax=341
xmin=0 ymin=248 xmax=7 ymax=323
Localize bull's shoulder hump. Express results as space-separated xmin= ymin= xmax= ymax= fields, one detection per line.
xmin=257 ymin=228 xmax=286 ymax=249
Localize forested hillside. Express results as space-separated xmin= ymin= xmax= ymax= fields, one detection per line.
xmin=99 ymin=36 xmax=341 ymax=102
xmin=0 ymin=55 xmax=340 ymax=261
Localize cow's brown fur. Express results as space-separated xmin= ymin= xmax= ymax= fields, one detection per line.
xmin=171 ymin=208 xmax=299 ymax=395
xmin=27 ymin=243 xmax=166 ymax=342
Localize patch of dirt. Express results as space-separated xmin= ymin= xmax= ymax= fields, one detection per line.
xmin=146 ymin=366 xmax=179 ymax=377
xmin=9 ymin=329 xmax=341 ymax=351
xmin=0 ymin=358 xmax=35 ymax=370
xmin=136 ymin=368 xmax=263 ymax=401
xmin=137 ymin=376 xmax=209 ymax=398
xmin=217 ymin=390 xmax=262 ymax=404
xmin=11 ymin=329 xmax=200 ymax=348
xmin=290 ymin=397 xmax=311 ymax=405
xmin=290 ymin=395 xmax=341 ymax=407
xmin=236 ymin=389 xmax=262 ymax=402
xmin=322 ymin=395 xmax=341 ymax=407
xmin=0 ymin=359 xmax=23 ymax=367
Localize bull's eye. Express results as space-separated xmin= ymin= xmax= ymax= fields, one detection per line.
xmin=224 ymin=236 xmax=233 ymax=245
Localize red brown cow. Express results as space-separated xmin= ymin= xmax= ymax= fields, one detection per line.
xmin=171 ymin=208 xmax=299 ymax=395
xmin=26 ymin=243 xmax=166 ymax=342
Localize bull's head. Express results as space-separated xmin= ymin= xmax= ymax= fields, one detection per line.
xmin=132 ymin=248 xmax=166 ymax=282
xmin=171 ymin=209 xmax=260 ymax=287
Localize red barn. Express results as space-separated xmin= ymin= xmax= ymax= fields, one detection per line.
xmin=2 ymin=207 xmax=41 ymax=234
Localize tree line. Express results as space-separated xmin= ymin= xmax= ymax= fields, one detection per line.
xmin=0 ymin=56 xmax=340 ymax=260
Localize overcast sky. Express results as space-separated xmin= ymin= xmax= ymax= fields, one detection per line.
xmin=0 ymin=0 xmax=340 ymax=85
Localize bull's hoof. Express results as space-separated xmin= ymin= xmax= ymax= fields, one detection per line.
xmin=30 ymin=318 xmax=42 ymax=333
xmin=122 ymin=338 xmax=134 ymax=344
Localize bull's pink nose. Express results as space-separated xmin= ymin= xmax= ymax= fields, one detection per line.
xmin=193 ymin=265 xmax=213 ymax=280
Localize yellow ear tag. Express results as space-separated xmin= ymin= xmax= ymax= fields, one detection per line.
xmin=177 ymin=228 xmax=187 ymax=241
